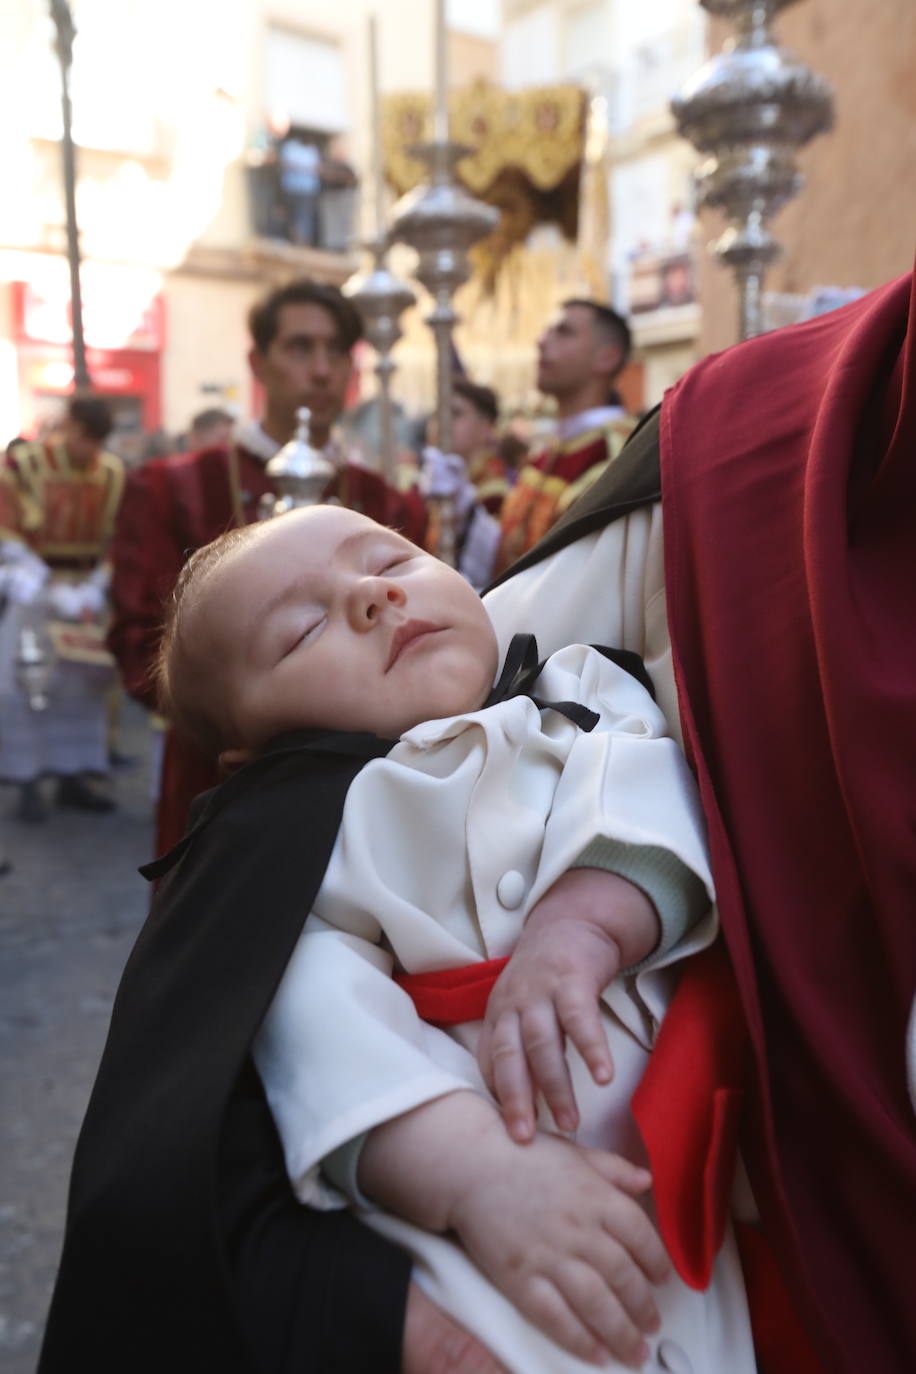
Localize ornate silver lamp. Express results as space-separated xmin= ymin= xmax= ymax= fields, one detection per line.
xmin=671 ymin=0 xmax=834 ymax=340
xmin=258 ymin=407 xmax=335 ymax=519
xmin=343 ymin=17 xmax=416 ymax=484
xmin=343 ymin=239 xmax=415 ymax=484
xmin=388 ymin=0 xmax=499 ymax=563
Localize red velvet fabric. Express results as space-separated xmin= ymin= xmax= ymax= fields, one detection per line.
xmin=735 ymin=1221 xmax=824 ymax=1374
xmin=660 ymin=266 xmax=916 ymax=1373
xmin=631 ymin=942 xmax=744 ymax=1291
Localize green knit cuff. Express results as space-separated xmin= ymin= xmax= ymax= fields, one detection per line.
xmin=570 ymin=837 xmax=710 ymax=972
xmin=322 ymin=1132 xmax=374 ymax=1209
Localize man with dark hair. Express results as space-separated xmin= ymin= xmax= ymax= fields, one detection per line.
xmin=494 ymin=299 xmax=635 ymax=572
xmin=451 ymin=378 xmax=511 ymax=515
xmin=1 ymin=396 xmax=123 ymax=819
xmin=419 ymin=376 xmax=509 ymax=591
xmin=108 ymin=277 xmax=427 ymax=856
xmin=186 ymin=407 xmax=234 ymax=451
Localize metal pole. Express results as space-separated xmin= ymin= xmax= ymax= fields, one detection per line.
xmin=671 ymin=0 xmax=833 ymax=342
xmin=50 ymin=0 xmax=91 ymax=391
xmin=388 ymin=3 xmax=497 ymax=564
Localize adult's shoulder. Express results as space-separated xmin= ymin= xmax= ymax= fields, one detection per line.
xmin=486 ymin=407 xmax=661 ymax=590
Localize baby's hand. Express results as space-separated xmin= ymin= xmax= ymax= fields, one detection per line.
xmin=477 ymin=869 xmax=658 ymax=1142
xmin=448 ymin=1123 xmax=669 ymax=1369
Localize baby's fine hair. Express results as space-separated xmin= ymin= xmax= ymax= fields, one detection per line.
xmin=154 ymin=523 xmax=261 ymax=758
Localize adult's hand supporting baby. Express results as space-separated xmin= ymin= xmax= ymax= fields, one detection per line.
xmin=477 ymin=868 xmax=659 ymax=1143
xmin=403 ymin=1285 xmax=509 ymax=1374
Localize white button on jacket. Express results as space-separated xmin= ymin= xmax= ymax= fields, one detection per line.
xmin=496 ymin=870 xmax=526 ymax=910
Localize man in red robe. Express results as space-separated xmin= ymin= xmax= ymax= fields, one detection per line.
xmin=108 ymin=278 xmax=426 ymax=856
xmin=494 ymin=299 xmax=635 ymax=572
xmin=2 ymin=399 xmax=124 ymax=819
xmin=450 ymin=379 xmax=511 ymax=515
xmin=485 ymin=264 xmax=916 ymax=1374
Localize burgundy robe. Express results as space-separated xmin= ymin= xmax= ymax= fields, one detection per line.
xmin=661 ymin=268 xmax=916 ymax=1373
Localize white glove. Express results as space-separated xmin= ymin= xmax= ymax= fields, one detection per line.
xmin=47 ymin=578 xmax=106 ymax=620
xmin=86 ymin=563 xmax=111 ymax=594
xmin=420 ymin=446 xmax=478 ymax=521
xmin=0 ymin=542 xmax=50 ymax=607
xmin=457 ymin=504 xmax=501 ymax=592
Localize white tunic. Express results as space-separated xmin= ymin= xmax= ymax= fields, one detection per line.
xmin=254 ymin=643 xmax=754 ymax=1374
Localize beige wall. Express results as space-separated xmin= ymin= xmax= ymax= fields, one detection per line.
xmin=449 ymin=30 xmax=499 ymax=84
xmin=160 ymin=274 xmax=260 ymax=434
xmin=699 ymin=0 xmax=916 ymax=353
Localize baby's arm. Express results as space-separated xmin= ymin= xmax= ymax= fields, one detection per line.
xmin=477 ymin=866 xmax=660 ymax=1142
xmin=477 ymin=644 xmax=713 ymax=1142
xmin=359 ymin=1087 xmax=670 ymax=1371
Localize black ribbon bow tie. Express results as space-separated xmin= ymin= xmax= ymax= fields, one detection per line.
xmin=484 ymin=633 xmax=600 ymax=731
xmin=485 ymin=633 xmax=657 ymax=730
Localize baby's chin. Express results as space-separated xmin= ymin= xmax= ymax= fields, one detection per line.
xmin=392 ymin=686 xmax=492 ymax=736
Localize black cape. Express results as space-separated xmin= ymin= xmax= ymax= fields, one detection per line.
xmin=38 ymin=406 xmax=662 ymax=1372
xmin=38 ymin=729 xmax=411 ymax=1374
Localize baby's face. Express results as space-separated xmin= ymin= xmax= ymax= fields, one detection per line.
xmin=198 ymin=505 xmax=499 ymax=753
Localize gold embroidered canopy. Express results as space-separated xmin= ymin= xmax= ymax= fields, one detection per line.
xmin=382 ymin=80 xmax=586 ymax=196
xmin=382 ymin=81 xmax=587 ymax=290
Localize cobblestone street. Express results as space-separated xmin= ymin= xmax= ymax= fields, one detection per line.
xmin=0 ymin=702 xmax=156 ymax=1374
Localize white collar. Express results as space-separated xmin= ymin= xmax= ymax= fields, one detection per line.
xmin=554 ymin=405 xmax=627 ymax=442
xmin=233 ymin=420 xmax=349 ymax=470
xmin=232 ymin=420 xmax=282 ymax=464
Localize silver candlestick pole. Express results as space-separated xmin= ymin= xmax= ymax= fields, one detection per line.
xmin=16 ymin=617 xmax=55 ymax=712
xmin=259 ymin=407 xmax=335 ymax=519
xmin=671 ymin=0 xmax=833 ymax=340
xmin=343 ymin=241 xmax=416 ymax=482
xmin=389 ymin=0 xmax=498 ymax=564
xmin=343 ymin=15 xmax=416 ymax=482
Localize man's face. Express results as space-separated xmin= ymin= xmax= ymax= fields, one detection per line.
xmin=536 ymin=304 xmax=605 ymax=399
xmin=196 ymin=505 xmax=499 ymax=755
xmin=250 ymin=302 xmax=353 ymax=438
xmin=450 ymin=394 xmax=495 ymax=461
xmin=62 ymin=419 xmax=100 ymax=468
xmin=190 ymin=418 xmax=234 ymax=450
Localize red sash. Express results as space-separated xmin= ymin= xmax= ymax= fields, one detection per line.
xmin=397 ymin=948 xmax=740 ymax=1282
xmin=394 ymin=957 xmax=509 ymax=1023
xmin=397 ymin=947 xmax=823 ymax=1374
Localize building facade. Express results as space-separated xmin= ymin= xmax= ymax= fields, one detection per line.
xmin=501 ymin=0 xmax=707 ymax=408
xmin=0 ymin=0 xmax=497 ymax=452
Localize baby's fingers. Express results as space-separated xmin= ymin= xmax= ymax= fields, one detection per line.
xmin=515 ymin=1274 xmax=624 ymax=1368
xmin=518 ymin=1002 xmax=580 ymax=1135
xmin=586 ymin=1155 xmax=672 ymax=1286
xmin=487 ymin=1010 xmax=538 ymax=1143
xmin=544 ymin=1260 xmax=653 ymax=1370
xmin=553 ymin=979 xmax=615 ymax=1088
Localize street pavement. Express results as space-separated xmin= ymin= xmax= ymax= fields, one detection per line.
xmin=0 ymin=701 xmax=156 ymax=1374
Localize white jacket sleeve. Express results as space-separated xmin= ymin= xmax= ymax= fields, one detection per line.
xmin=528 ymin=644 xmax=717 ymax=1046
xmin=252 ymin=915 xmax=488 ymax=1210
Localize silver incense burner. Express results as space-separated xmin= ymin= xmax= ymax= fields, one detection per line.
xmin=259 ymin=407 xmax=336 ymax=519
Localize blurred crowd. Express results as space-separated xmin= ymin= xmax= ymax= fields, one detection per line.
xmin=0 ymin=276 xmax=635 ymax=872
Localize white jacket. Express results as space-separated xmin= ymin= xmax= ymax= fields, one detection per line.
xmin=253 ymin=641 xmax=755 ymax=1374
xmin=255 ymin=643 xmax=713 ymax=1207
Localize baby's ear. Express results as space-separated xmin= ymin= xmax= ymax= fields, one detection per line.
xmin=218 ymin=746 xmax=255 ymax=774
